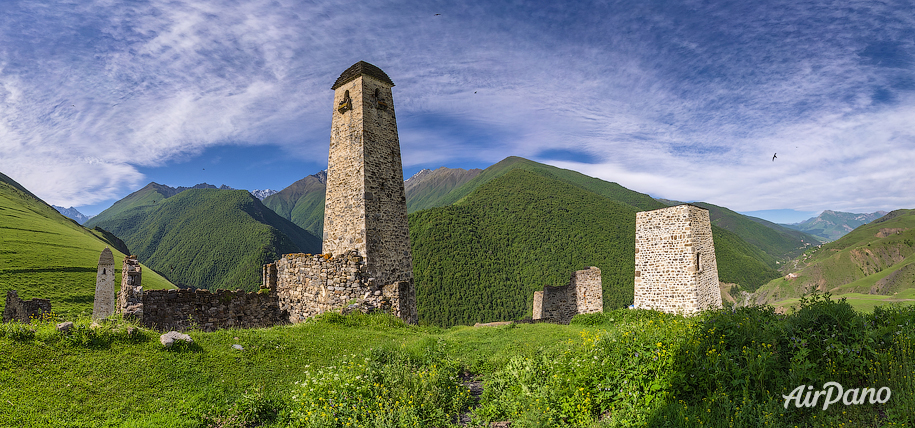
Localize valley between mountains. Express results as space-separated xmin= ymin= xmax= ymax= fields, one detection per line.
xmin=2 ymin=156 xmax=911 ymax=325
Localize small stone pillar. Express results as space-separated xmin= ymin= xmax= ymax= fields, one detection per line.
xmin=92 ymin=247 xmax=116 ymax=320
xmin=117 ymin=255 xmax=144 ymax=320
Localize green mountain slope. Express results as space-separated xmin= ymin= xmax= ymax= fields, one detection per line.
xmin=0 ymin=173 xmax=175 ymax=317
xmin=409 ymin=168 xmax=781 ymax=326
xmin=439 ymin=156 xmax=665 ymax=211
xmin=781 ymin=210 xmax=888 ymax=242
xmin=84 ymin=182 xmax=232 ymax=229
xmin=84 ymin=182 xmax=175 ymax=229
xmin=89 ymin=189 xmax=321 ymax=291
xmin=405 ymin=167 xmax=482 ymax=213
xmin=261 ymin=171 xmax=327 ymax=237
xmin=657 ymin=199 xmax=817 ymax=263
xmin=753 ymin=209 xmax=915 ymax=308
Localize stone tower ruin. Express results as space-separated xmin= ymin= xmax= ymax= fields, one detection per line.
xmin=265 ymin=61 xmax=417 ymax=324
xmin=92 ymin=247 xmax=115 ymax=320
xmin=634 ymin=204 xmax=722 ymax=314
xmin=532 ymin=267 xmax=603 ymax=324
xmin=323 ymin=60 xmax=414 ymax=289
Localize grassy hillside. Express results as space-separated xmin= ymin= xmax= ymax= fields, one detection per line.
xmin=89 ymin=189 xmax=321 ymax=291
xmin=0 ymin=174 xmax=175 ymax=318
xmin=261 ymin=172 xmax=327 ymax=237
xmin=409 ymin=168 xmax=781 ymax=326
xmin=404 ymin=166 xmax=482 ymax=213
xmin=753 ymin=209 xmax=915 ymax=309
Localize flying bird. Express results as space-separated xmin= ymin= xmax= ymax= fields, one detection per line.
xmin=772 ymin=153 xmax=777 ymax=161
xmin=434 ymin=13 xmax=441 ymax=16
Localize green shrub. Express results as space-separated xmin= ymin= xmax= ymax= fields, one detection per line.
xmin=285 ymin=345 xmax=470 ymax=427
xmin=1 ymin=322 xmax=36 ymax=341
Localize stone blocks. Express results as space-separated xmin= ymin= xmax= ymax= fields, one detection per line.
xmin=532 ymin=267 xmax=603 ymax=324
xmin=634 ymin=204 xmax=722 ymax=314
xmin=92 ymin=247 xmax=116 ymax=320
xmin=271 ymin=251 xmax=416 ymax=325
xmin=3 ymin=290 xmax=51 ymax=323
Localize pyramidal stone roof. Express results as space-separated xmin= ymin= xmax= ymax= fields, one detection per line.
xmin=331 ymin=61 xmax=394 ymax=90
xmin=98 ymin=247 xmax=114 ymax=265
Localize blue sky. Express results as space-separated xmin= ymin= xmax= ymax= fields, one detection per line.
xmin=1 ymin=0 xmax=913 ymax=223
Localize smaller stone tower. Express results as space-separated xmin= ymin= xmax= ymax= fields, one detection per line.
xmin=92 ymin=247 xmax=116 ymax=320
xmin=634 ymin=204 xmax=722 ymax=314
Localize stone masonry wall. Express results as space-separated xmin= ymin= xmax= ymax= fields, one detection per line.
xmin=532 ymin=267 xmax=603 ymax=324
xmin=142 ymin=288 xmax=286 ymax=332
xmin=634 ymin=204 xmax=722 ymax=314
xmin=268 ymin=250 xmax=416 ymax=324
xmin=113 ymin=255 xmax=287 ymax=331
xmin=317 ymin=62 xmax=415 ymax=324
xmin=324 ymin=63 xmax=413 ymax=290
xmin=3 ymin=290 xmax=51 ymax=323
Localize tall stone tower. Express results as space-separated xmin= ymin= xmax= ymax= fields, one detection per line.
xmin=634 ymin=204 xmax=722 ymax=314
xmin=92 ymin=247 xmax=115 ymax=320
xmin=323 ymin=61 xmax=413 ymax=289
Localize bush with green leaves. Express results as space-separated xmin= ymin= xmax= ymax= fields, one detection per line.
xmin=286 ymin=344 xmax=470 ymax=427
xmin=475 ymin=311 xmax=694 ymax=427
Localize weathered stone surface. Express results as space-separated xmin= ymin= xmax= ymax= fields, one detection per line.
xmin=93 ymin=247 xmax=116 ymax=320
xmin=532 ymin=267 xmax=603 ymax=324
xmin=264 ymin=61 xmax=417 ymax=325
xmin=634 ymin=204 xmax=722 ymax=314
xmin=142 ymin=287 xmax=286 ymax=332
xmin=3 ymin=290 xmax=51 ymax=323
xmin=160 ymin=331 xmax=192 ymax=348
xmin=117 ymin=255 xmax=144 ymax=320
xmin=56 ymin=321 xmax=74 ymax=333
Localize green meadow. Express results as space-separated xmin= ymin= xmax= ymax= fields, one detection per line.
xmin=0 ymin=182 xmax=175 ymax=317
xmin=2 ymin=295 xmax=912 ymax=428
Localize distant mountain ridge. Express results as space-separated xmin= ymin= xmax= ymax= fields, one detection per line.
xmin=52 ymin=205 xmax=93 ymax=224
xmin=88 ymin=188 xmax=320 ymax=291
xmin=261 ymin=171 xmax=328 ymax=237
xmin=405 ymin=167 xmax=483 ymax=213
xmin=85 ymin=182 xmax=233 ymax=229
xmin=655 ymin=199 xmax=819 ymax=264
xmin=781 ymin=210 xmax=888 ymax=242
xmin=752 ymin=209 xmax=915 ymax=309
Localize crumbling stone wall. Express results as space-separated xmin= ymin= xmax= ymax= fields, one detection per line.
xmin=634 ymin=204 xmax=722 ymax=314
xmin=142 ymin=288 xmax=286 ymax=331
xmin=266 ymin=250 xmax=416 ymax=324
xmin=3 ymin=290 xmax=51 ymax=323
xmin=117 ymin=255 xmax=143 ymax=319
xmin=113 ymin=255 xmax=287 ymax=331
xmin=532 ymin=267 xmax=603 ymax=324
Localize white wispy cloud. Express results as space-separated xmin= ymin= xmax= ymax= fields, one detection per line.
xmin=0 ymin=0 xmax=913 ymax=213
